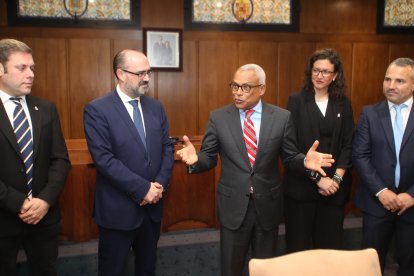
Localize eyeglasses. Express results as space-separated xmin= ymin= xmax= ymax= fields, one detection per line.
xmin=311 ymin=68 xmax=334 ymax=77
xmin=121 ymin=69 xmax=152 ymax=78
xmin=229 ymin=82 xmax=262 ymax=93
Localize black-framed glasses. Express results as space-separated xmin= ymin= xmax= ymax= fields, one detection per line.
xmin=229 ymin=82 xmax=262 ymax=93
xmin=121 ymin=69 xmax=153 ymax=78
xmin=311 ymin=68 xmax=334 ymax=77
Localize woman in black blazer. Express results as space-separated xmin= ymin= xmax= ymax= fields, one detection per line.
xmin=283 ymin=48 xmax=355 ymax=252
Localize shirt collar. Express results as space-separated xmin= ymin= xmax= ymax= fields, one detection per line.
xmin=116 ymin=84 xmax=140 ymax=104
xmin=239 ymin=100 xmax=262 ymax=115
xmin=387 ymin=96 xmax=413 ymax=111
xmin=0 ymin=89 xmax=27 ymax=105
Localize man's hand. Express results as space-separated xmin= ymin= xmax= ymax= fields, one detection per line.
xmin=304 ymin=140 xmax=335 ymax=176
xmin=317 ymin=177 xmax=339 ymax=196
xmin=176 ymin=135 xmax=198 ymax=165
xmin=140 ymin=182 xmax=163 ymax=206
xmin=396 ymin=193 xmax=414 ymax=215
xmin=19 ymin=198 xmax=50 ymax=225
xmin=378 ymin=189 xmax=403 ymax=213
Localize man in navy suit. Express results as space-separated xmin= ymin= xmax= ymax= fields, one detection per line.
xmin=353 ymin=57 xmax=414 ymax=276
xmin=0 ymin=39 xmax=70 ymax=275
xmin=84 ymin=49 xmax=174 ymax=276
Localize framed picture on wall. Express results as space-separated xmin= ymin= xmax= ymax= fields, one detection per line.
xmin=7 ymin=0 xmax=140 ymax=28
xmin=377 ymin=0 xmax=414 ymax=33
xmin=143 ymin=28 xmax=183 ymax=71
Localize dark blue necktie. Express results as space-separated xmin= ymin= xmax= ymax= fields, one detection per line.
xmin=393 ymin=104 xmax=406 ymax=187
xmin=129 ymin=100 xmax=146 ymax=149
xmin=11 ymin=97 xmax=33 ymax=198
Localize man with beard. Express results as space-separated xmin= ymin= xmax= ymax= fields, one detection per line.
xmin=84 ymin=49 xmax=174 ymax=276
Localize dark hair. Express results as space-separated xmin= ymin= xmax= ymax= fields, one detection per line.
xmin=302 ymin=48 xmax=346 ymax=99
xmin=113 ymin=50 xmax=128 ymax=80
xmin=0 ymin=39 xmax=32 ymax=72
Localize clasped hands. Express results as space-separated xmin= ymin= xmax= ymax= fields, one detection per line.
xmin=19 ymin=197 xmax=50 ymax=225
xmin=379 ymin=189 xmax=414 ymax=215
xmin=141 ymin=182 xmax=164 ymax=206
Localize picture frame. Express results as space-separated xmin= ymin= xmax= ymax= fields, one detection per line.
xmin=377 ymin=0 xmax=414 ymax=34
xmin=143 ymin=28 xmax=183 ymax=71
xmin=7 ymin=0 xmax=140 ymax=28
xmin=184 ymin=0 xmax=299 ymax=32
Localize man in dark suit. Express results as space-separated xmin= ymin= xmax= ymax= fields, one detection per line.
xmin=84 ymin=49 xmax=174 ymax=276
xmin=353 ymin=57 xmax=414 ymax=276
xmin=0 ymin=39 xmax=71 ymax=275
xmin=177 ymin=64 xmax=335 ymax=276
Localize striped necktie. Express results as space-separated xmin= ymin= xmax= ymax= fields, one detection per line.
xmin=393 ymin=104 xmax=406 ymax=187
xmin=243 ymin=109 xmax=257 ymax=167
xmin=11 ymin=97 xmax=33 ymax=198
xmin=129 ymin=100 xmax=146 ymax=149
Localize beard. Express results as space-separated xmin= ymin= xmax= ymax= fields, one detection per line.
xmin=126 ymin=80 xmax=149 ymax=98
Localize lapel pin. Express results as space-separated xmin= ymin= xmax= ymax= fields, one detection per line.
xmin=337 ymin=113 xmax=341 ymax=118
xmin=34 ymin=106 xmax=38 ymax=110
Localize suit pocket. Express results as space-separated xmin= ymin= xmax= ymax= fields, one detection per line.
xmin=217 ymin=184 xmax=232 ymax=197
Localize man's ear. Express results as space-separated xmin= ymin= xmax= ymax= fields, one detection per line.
xmin=0 ymin=63 xmax=4 ymax=76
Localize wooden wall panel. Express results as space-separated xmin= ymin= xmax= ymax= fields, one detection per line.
xmin=301 ymin=0 xmax=377 ymax=34
xmin=278 ymin=42 xmax=315 ymax=109
xmin=0 ymin=0 xmax=6 ymax=26
xmin=159 ymin=41 xmax=198 ymax=136
xmin=22 ymin=38 xmax=70 ymax=137
xmin=198 ymin=41 xmax=238 ymax=133
xmin=140 ymin=0 xmax=183 ymax=28
xmin=162 ymin=138 xmax=218 ymax=232
xmin=316 ymin=43 xmax=354 ymax=98
xmin=238 ymin=42 xmax=279 ymax=105
xmin=351 ymin=43 xmax=390 ymax=121
xmin=389 ymin=44 xmax=414 ymax=62
xmin=68 ymin=39 xmax=112 ymax=138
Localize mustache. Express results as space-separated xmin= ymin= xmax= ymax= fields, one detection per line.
xmin=139 ymin=80 xmax=149 ymax=86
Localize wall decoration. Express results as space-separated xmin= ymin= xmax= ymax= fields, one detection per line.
xmin=184 ymin=0 xmax=299 ymax=32
xmin=7 ymin=0 xmax=140 ymax=28
xmin=143 ymin=28 xmax=183 ymax=71
xmin=377 ymin=0 xmax=414 ymax=33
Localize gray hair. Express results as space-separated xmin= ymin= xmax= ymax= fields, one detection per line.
xmin=238 ymin=64 xmax=266 ymax=84
xmin=389 ymin=57 xmax=414 ymax=80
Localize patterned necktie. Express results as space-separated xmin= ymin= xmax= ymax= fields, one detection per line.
xmin=243 ymin=109 xmax=257 ymax=167
xmin=393 ymin=104 xmax=406 ymax=187
xmin=11 ymin=97 xmax=33 ymax=198
xmin=129 ymin=100 xmax=146 ymax=149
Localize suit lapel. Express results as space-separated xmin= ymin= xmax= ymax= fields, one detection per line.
xmin=27 ymin=96 xmax=41 ymax=160
xmin=401 ymin=104 xmax=414 ymax=151
xmin=330 ymin=99 xmax=343 ymax=152
xmin=378 ymin=101 xmax=395 ymax=154
xmin=255 ymin=103 xmax=273 ymax=167
xmin=304 ymin=92 xmax=320 ymax=140
xmin=226 ymin=105 xmax=251 ymax=168
xmin=112 ymin=91 xmax=146 ymax=149
xmin=139 ymin=96 xmax=150 ymax=153
xmin=0 ymin=100 xmax=21 ymax=155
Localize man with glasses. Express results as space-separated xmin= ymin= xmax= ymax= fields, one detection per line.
xmin=177 ymin=64 xmax=335 ymax=276
xmin=84 ymin=49 xmax=174 ymax=276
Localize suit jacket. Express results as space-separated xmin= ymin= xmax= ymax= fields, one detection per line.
xmin=284 ymin=91 xmax=354 ymax=204
xmin=0 ymin=95 xmax=70 ymax=237
xmin=191 ymin=102 xmax=305 ymax=231
xmin=83 ymin=90 xmax=174 ymax=231
xmin=353 ymin=101 xmax=414 ymax=222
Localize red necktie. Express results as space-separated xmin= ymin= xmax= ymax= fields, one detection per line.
xmin=243 ymin=109 xmax=257 ymax=167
